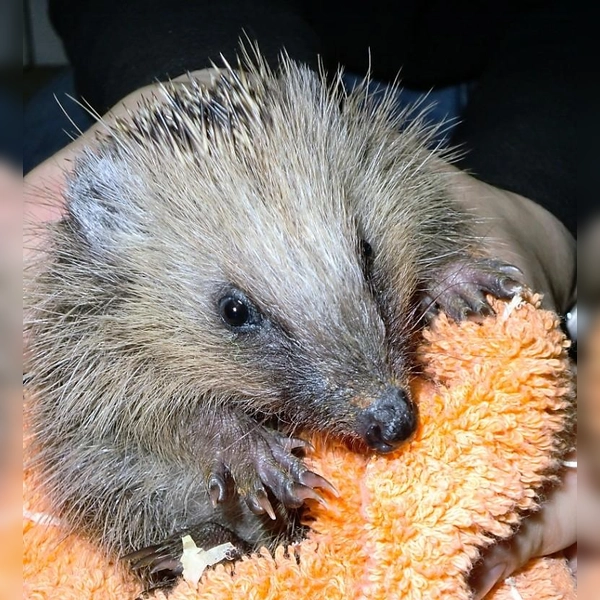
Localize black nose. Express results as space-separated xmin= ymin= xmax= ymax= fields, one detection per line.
xmin=357 ymin=387 xmax=417 ymax=453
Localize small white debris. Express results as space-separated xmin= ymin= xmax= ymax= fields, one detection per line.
xmin=501 ymin=294 xmax=524 ymax=321
xmin=564 ymin=304 xmax=577 ymax=342
xmin=505 ymin=576 xmax=524 ymax=600
xmin=562 ymin=459 xmax=577 ymax=469
xmin=23 ymin=510 xmax=62 ymax=527
xmin=180 ymin=535 xmax=236 ymax=585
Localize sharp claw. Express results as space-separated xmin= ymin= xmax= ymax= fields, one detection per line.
xmin=464 ymin=290 xmax=495 ymax=317
xmin=149 ymin=558 xmax=183 ymax=575
xmin=128 ymin=549 xmax=172 ymax=570
xmin=497 ymin=263 xmax=524 ymax=277
xmin=208 ymin=475 xmax=227 ymax=507
xmin=447 ymin=304 xmax=469 ymax=322
xmin=209 ymin=486 xmax=220 ymax=508
xmin=498 ymin=278 xmax=523 ymax=297
xmin=121 ymin=545 xmax=162 ymax=569
xmin=421 ymin=300 xmax=439 ymax=322
xmin=289 ymin=483 xmax=327 ymax=508
xmin=246 ymin=489 xmax=277 ymax=520
xmin=122 ymin=545 xmax=160 ymax=564
xmin=299 ymin=470 xmax=339 ymax=498
xmin=473 ymin=302 xmax=494 ymax=317
xmin=282 ymin=436 xmax=314 ymax=453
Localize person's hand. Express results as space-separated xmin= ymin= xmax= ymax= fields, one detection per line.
xmin=442 ymin=169 xmax=577 ymax=596
xmin=469 ymin=454 xmax=577 ymax=598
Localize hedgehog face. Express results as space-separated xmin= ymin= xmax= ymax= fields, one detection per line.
xmin=60 ymin=126 xmax=419 ymax=452
xmin=43 ymin=62 xmax=458 ymax=453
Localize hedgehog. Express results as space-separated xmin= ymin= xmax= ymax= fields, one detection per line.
xmin=24 ymin=52 xmax=523 ymax=590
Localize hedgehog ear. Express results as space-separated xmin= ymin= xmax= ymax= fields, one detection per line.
xmin=65 ymin=153 xmax=135 ymax=252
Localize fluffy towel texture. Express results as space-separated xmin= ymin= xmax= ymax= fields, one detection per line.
xmin=23 ymin=296 xmax=575 ymax=599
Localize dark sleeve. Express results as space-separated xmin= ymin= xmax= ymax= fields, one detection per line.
xmin=49 ymin=0 xmax=320 ymax=115
xmin=451 ymin=4 xmax=590 ymax=237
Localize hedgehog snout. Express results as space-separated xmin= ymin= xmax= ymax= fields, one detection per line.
xmin=356 ymin=386 xmax=417 ymax=453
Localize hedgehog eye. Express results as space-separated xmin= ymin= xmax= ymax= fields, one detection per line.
xmin=361 ymin=240 xmax=373 ymax=261
xmin=360 ymin=239 xmax=374 ymax=280
xmin=218 ymin=294 xmax=261 ymax=331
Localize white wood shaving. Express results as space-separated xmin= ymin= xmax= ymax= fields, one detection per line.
xmin=501 ymin=294 xmax=524 ymax=321
xmin=506 ymin=576 xmax=524 ymax=600
xmin=180 ymin=535 xmax=236 ymax=585
xmin=23 ymin=510 xmax=62 ymax=527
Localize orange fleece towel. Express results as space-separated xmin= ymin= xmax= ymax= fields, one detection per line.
xmin=23 ymin=295 xmax=575 ymax=599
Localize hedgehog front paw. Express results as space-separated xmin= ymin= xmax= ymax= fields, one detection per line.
xmin=421 ymin=258 xmax=524 ymax=322
xmin=208 ymin=427 xmax=336 ymax=519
